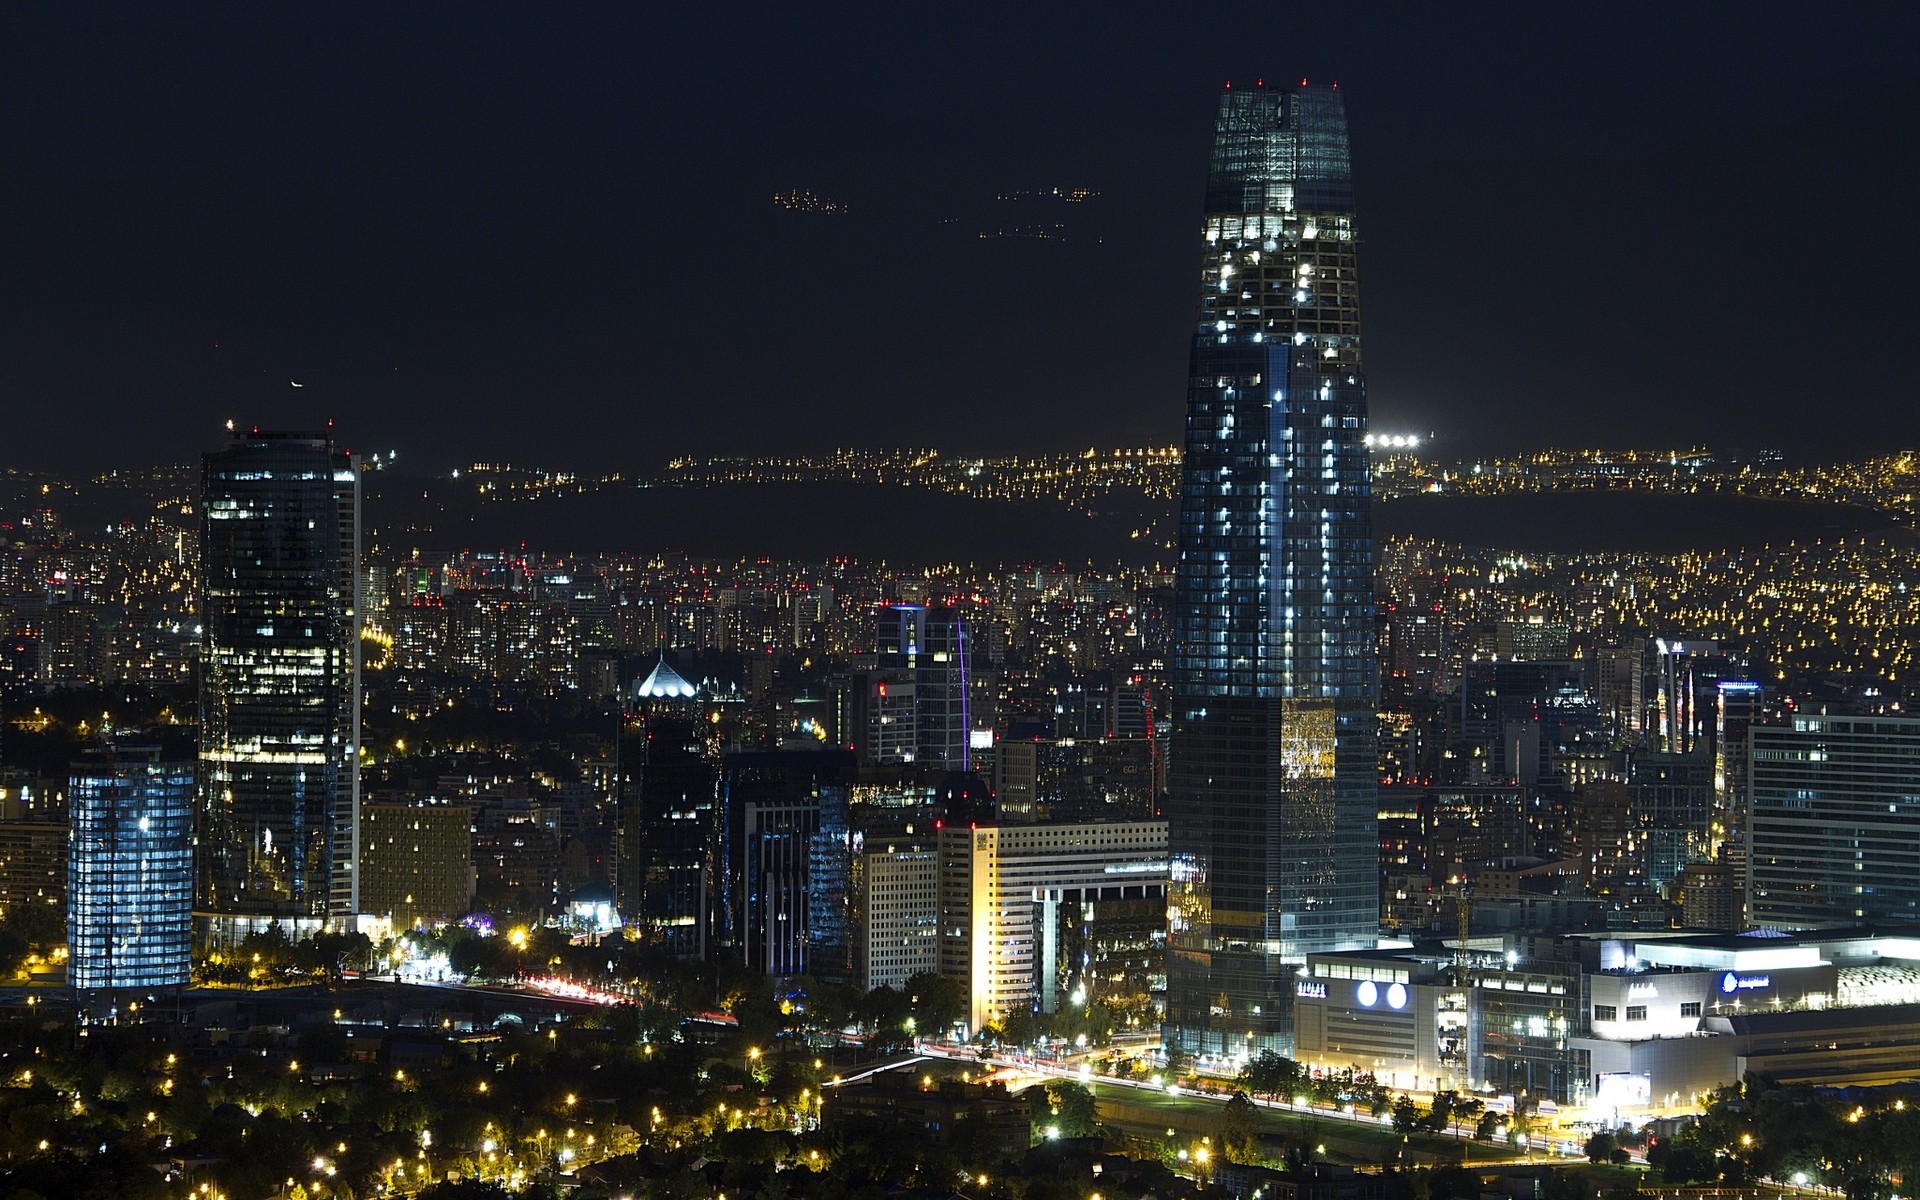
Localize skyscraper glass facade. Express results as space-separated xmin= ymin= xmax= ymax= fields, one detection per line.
xmin=617 ymin=713 xmax=718 ymax=958
xmin=68 ymin=749 xmax=193 ymax=994
xmin=1166 ymin=83 xmax=1379 ymax=1057
xmin=199 ymin=430 xmax=361 ymax=924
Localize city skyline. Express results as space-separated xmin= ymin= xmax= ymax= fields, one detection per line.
xmin=8 ymin=14 xmax=1920 ymax=1198
xmin=5 ymin=3 xmax=1918 ymax=475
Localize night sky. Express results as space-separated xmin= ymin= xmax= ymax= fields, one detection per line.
xmin=4 ymin=3 xmax=1916 ymax=473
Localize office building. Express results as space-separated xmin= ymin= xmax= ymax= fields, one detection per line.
xmin=844 ymin=605 xmax=995 ymax=770
xmin=1628 ymin=749 xmax=1714 ymax=896
xmin=851 ymin=841 xmax=938 ymax=992
xmin=359 ymin=802 xmax=475 ymax=930
xmin=1750 ymin=715 xmax=1920 ymax=929
xmin=616 ymin=714 xmax=718 ymax=957
xmin=198 ymin=429 xmax=361 ymax=929
xmin=1166 ymin=81 xmax=1379 ymax=1058
xmin=720 ymin=748 xmax=855 ymax=976
xmin=67 ymin=748 xmax=193 ymax=997
xmin=937 ymin=819 xmax=1167 ymax=1034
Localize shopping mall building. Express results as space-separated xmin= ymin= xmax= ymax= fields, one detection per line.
xmin=1289 ymin=929 xmax=1920 ymax=1110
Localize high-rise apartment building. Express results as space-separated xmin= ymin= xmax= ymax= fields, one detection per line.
xmin=67 ymin=747 xmax=193 ymax=999
xmin=1750 ymin=715 xmax=1920 ymax=929
xmin=1711 ymin=680 xmax=1765 ymax=853
xmin=1165 ymin=82 xmax=1379 ymax=1057
xmin=198 ymin=429 xmax=361 ymax=930
xmin=1628 ymin=748 xmax=1714 ymax=896
xmin=0 ymin=817 xmax=67 ymax=915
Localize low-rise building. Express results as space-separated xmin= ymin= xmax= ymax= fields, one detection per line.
xmin=1291 ymin=928 xmax=1920 ymax=1110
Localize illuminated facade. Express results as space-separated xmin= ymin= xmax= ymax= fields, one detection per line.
xmin=68 ymin=748 xmax=193 ymax=996
xmin=1166 ymin=82 xmax=1379 ymax=1058
xmin=198 ymin=430 xmax=362 ymax=927
xmin=1293 ymin=932 xmax=1920 ymax=1106
xmin=719 ymin=748 xmax=855 ymax=976
xmin=359 ymin=802 xmax=475 ymax=929
xmin=1749 ymin=715 xmax=1920 ymax=929
xmin=853 ymin=842 xmax=938 ymax=991
xmin=937 ymin=819 xmax=1167 ymax=1034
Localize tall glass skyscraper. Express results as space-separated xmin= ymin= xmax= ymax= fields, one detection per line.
xmin=1165 ymin=82 xmax=1379 ymax=1058
xmin=199 ymin=429 xmax=361 ymax=928
xmin=68 ymin=747 xmax=193 ymax=1000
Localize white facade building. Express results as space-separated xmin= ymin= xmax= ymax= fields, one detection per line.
xmin=937 ymin=819 xmax=1167 ymax=1033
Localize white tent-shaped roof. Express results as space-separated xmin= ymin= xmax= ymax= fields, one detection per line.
xmin=636 ymin=655 xmax=698 ymax=699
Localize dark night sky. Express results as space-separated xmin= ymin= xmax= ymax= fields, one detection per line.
xmin=3 ymin=3 xmax=1916 ymax=473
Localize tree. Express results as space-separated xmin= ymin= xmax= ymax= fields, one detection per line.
xmin=1219 ymin=1091 xmax=1259 ymax=1162
xmin=1393 ymin=1096 xmax=1423 ymax=1135
xmin=903 ymin=971 xmax=968 ymax=1038
xmin=0 ymin=902 xmax=63 ymax=950
xmin=1237 ymin=1051 xmax=1299 ymax=1100
xmin=0 ymin=926 xmax=29 ymax=978
xmin=1648 ymin=1134 xmax=1720 ymax=1186
xmin=1163 ymin=1043 xmax=1192 ymax=1080
xmin=449 ymin=934 xmax=514 ymax=980
xmin=1541 ymin=1168 xmax=1591 ymax=1200
xmin=999 ymin=1005 xmax=1041 ymax=1050
xmin=416 ymin=1182 xmax=514 ymax=1200
xmin=1584 ymin=1131 xmax=1617 ymax=1164
xmin=305 ymin=929 xmax=375 ymax=981
xmin=801 ymin=979 xmax=862 ymax=1034
xmin=1035 ymin=1081 xmax=1097 ymax=1139
xmin=1421 ymin=1091 xmax=1458 ymax=1134
xmin=859 ymin=985 xmax=911 ymax=1036
xmin=1427 ymin=1163 xmax=1480 ymax=1200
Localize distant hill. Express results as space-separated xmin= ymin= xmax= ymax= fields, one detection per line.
xmin=365 ymin=478 xmax=1168 ymax=566
xmin=10 ymin=469 xmax=1905 ymax=566
xmin=366 ymin=479 xmax=1907 ymax=563
xmin=1374 ymin=492 xmax=1904 ymax=554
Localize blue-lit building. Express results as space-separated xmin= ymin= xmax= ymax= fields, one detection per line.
xmin=1165 ymin=82 xmax=1380 ymax=1059
xmin=68 ymin=748 xmax=193 ymax=1000
xmin=719 ymin=748 xmax=856 ymax=977
xmin=199 ymin=429 xmax=361 ymax=931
